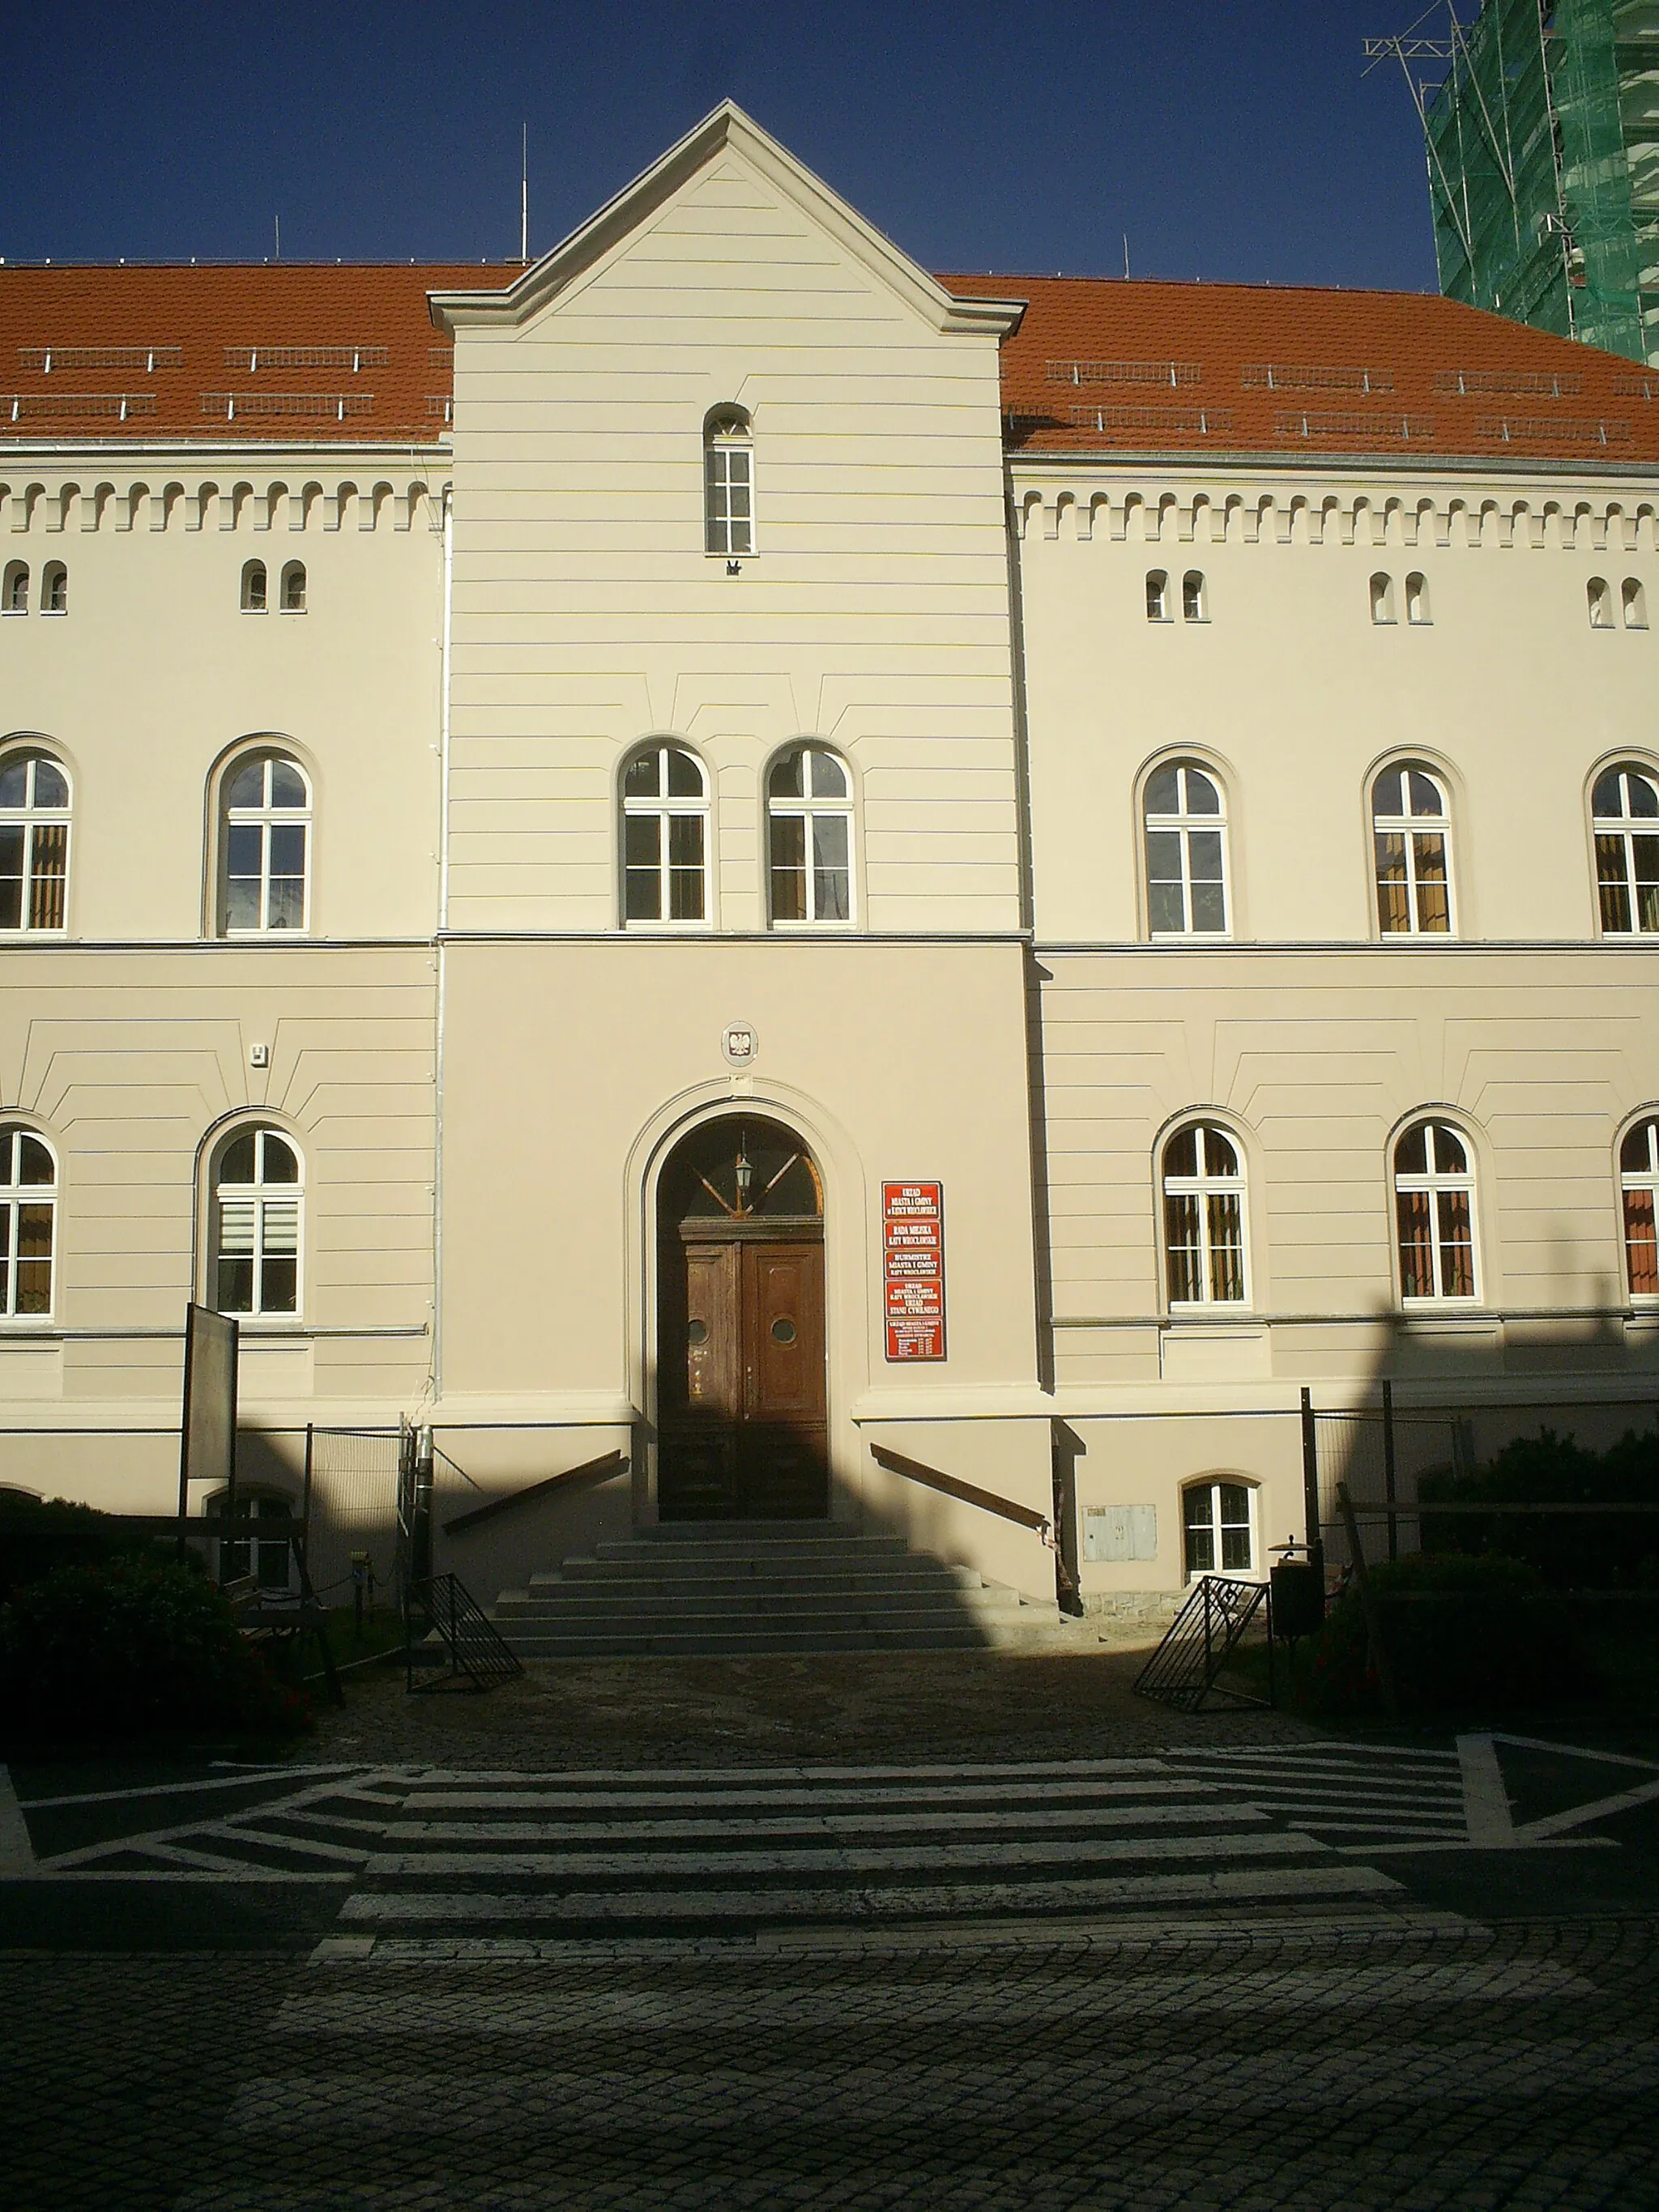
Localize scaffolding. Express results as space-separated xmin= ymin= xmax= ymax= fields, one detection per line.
xmin=1367 ymin=2 xmax=1659 ymax=366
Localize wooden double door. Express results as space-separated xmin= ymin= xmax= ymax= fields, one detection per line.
xmin=658 ymin=1229 xmax=828 ymax=1520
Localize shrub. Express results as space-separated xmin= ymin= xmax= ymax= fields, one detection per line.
xmin=0 ymin=1554 xmax=308 ymax=1746
xmin=1419 ymin=1426 xmax=1659 ymax=1591
xmin=1307 ymin=1550 xmax=1589 ymax=1716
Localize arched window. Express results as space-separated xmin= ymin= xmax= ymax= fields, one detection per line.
xmin=211 ymin=1127 xmax=301 ymax=1317
xmin=621 ymin=743 xmax=710 ymax=924
xmin=1145 ymin=569 xmax=1170 ymax=622
xmin=1182 ymin=570 xmax=1207 ymax=621
xmin=704 ymin=409 xmax=753 ymax=556
xmin=1591 ymin=762 xmax=1659 ymax=935
xmin=41 ymin=563 xmax=66 ymax=615
xmin=1183 ymin=1478 xmax=1256 ymax=1579
xmin=2 ymin=562 xmax=28 ymax=615
xmin=1370 ymin=572 xmax=1395 ymax=624
xmin=767 ymin=744 xmax=853 ymax=925
xmin=1588 ymin=576 xmax=1614 ymax=629
xmin=1372 ymin=763 xmax=1453 ymax=935
xmin=279 ymin=560 xmax=306 ymax=613
xmin=1405 ymin=571 xmax=1431 ymax=624
xmin=1619 ymin=1118 xmax=1659 ymax=1303
xmin=0 ymin=1125 xmax=56 ymax=1319
xmin=220 ymin=752 xmax=309 ymax=934
xmin=1393 ymin=1119 xmax=1478 ymax=1303
xmin=1162 ymin=1122 xmax=1247 ymax=1307
xmin=241 ymin=560 xmax=267 ymax=613
xmin=1623 ymin=578 xmax=1648 ymax=631
xmin=0 ymin=749 xmax=70 ymax=933
xmin=1144 ymin=761 xmax=1229 ymax=936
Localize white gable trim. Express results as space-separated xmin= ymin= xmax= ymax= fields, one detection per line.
xmin=429 ymin=100 xmax=1025 ymax=342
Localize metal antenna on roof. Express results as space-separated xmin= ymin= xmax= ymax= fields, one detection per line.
xmin=520 ymin=124 xmax=529 ymax=264
xmin=275 ymin=214 xmax=280 ymax=262
xmin=1123 ymin=232 xmax=1130 ymax=279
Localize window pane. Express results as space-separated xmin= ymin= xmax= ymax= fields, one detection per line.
xmin=1163 ymin=1125 xmax=1197 ymax=1176
xmin=1413 ymin=834 xmax=1449 ymax=932
xmin=220 ymin=1132 xmax=257 ymax=1183
xmin=1628 ymin=774 xmax=1659 ymax=820
xmin=1147 ymin=882 xmax=1185 ymax=934
xmin=812 ymin=814 xmax=850 ymax=921
xmin=267 ymin=824 xmax=306 ymax=878
xmin=1189 ymin=878 xmax=1226 ymax=933
xmin=1397 ymin=1189 xmax=1434 ymax=1297
xmin=1436 ymin=1189 xmax=1474 ymax=1297
xmin=810 ymin=750 xmax=847 ymax=799
xmin=224 ymin=880 xmax=261 ymax=931
xmin=665 ymin=748 xmax=703 ymax=798
xmin=228 ymin=762 xmax=266 ymax=808
xmin=259 ymin=1258 xmax=298 ymax=1315
xmin=1201 ymin=1128 xmax=1239 ymax=1176
xmin=769 ymin=751 xmax=804 ymax=799
xmin=1408 ymin=771 xmax=1441 ymax=816
xmin=1620 ymin=1122 xmax=1657 ymax=1175
xmin=1183 ymin=1488 xmax=1215 ymax=1576
xmin=0 ymin=826 xmax=23 ymax=931
xmin=1206 ymin=1193 xmax=1245 ymax=1301
xmin=624 ymin=752 xmax=660 ymax=798
xmin=29 ymin=824 xmax=67 ymax=930
xmin=1431 ymin=1124 xmax=1467 ymax=1174
xmin=0 ymin=760 xmax=28 ymax=808
xmin=667 ymin=814 xmax=705 ymax=920
xmin=1219 ymin=1486 xmax=1252 ymax=1571
xmin=1395 ymin=1123 xmax=1428 ymax=1174
xmin=1145 ymin=766 xmax=1179 ymax=814
xmin=261 ymin=1136 xmax=299 ymax=1184
xmin=770 ymin=815 xmax=807 ymax=923
xmin=1635 ymin=837 xmax=1659 ymax=933
xmin=1597 ymin=835 xmax=1633 ymax=931
xmin=269 ymin=761 xmax=306 ymax=808
xmin=1375 ymin=833 xmax=1410 ymax=933
xmin=1188 ymin=830 xmax=1223 ymax=880
xmin=17 ymin=1136 xmax=53 ymax=1187
xmin=1165 ymin=1192 xmax=1202 ymax=1303
xmin=1183 ymin=769 xmax=1221 ymax=816
xmin=0 ymin=1207 xmax=9 ymax=1314
xmin=266 ymin=878 xmax=304 ymax=931
xmin=1625 ymin=1187 xmax=1658 ymax=1298
xmin=32 ymin=761 xmax=68 ymax=809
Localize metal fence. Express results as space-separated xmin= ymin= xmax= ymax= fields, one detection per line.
xmin=301 ymin=1425 xmax=406 ymax=1609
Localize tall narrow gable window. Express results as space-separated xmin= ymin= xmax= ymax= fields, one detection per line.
xmin=768 ymin=744 xmax=852 ymax=925
xmin=1162 ymin=1122 xmax=1247 ymax=1307
xmin=1373 ymin=763 xmax=1453 ymax=935
xmin=1144 ymin=761 xmax=1229 ymax=936
xmin=622 ymin=744 xmax=709 ymax=924
xmin=0 ymin=751 xmax=70 ymax=932
xmin=222 ymin=752 xmax=310 ymax=934
xmin=1593 ymin=763 xmax=1659 ymax=934
xmin=1620 ymin=1119 xmax=1659 ymax=1303
xmin=705 ymin=410 xmax=753 ymax=556
xmin=213 ymin=1127 xmax=301 ymax=1318
xmin=1394 ymin=1119 xmax=1478 ymax=1303
xmin=0 ymin=1126 xmax=56 ymax=1319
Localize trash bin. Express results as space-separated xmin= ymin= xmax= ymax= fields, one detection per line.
xmin=1270 ymin=1558 xmax=1324 ymax=1640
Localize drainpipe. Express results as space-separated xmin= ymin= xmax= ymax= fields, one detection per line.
xmin=431 ymin=483 xmax=454 ymax=1401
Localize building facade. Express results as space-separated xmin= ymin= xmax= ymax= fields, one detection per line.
xmin=2 ymin=105 xmax=1657 ymax=1619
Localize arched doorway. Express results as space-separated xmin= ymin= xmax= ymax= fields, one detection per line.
xmin=656 ymin=1115 xmax=827 ymax=1520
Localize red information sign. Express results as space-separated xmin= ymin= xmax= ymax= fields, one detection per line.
xmin=882 ymin=1182 xmax=945 ymax=1362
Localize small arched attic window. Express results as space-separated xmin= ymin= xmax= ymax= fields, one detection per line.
xmin=1623 ymin=578 xmax=1648 ymax=630
xmin=1370 ymin=573 xmax=1396 ymax=624
xmin=241 ymin=560 xmax=267 ymax=613
xmin=1145 ymin=570 xmax=1170 ymax=622
xmin=704 ymin=408 xmax=753 ymax=557
xmin=2 ymin=562 xmax=27 ymax=615
xmin=1182 ymin=571 xmax=1207 ymax=621
xmin=1405 ymin=572 xmax=1431 ymax=624
xmin=279 ymin=560 xmax=306 ymax=613
xmin=1588 ymin=576 xmax=1614 ymax=629
xmin=41 ymin=563 xmax=66 ymax=614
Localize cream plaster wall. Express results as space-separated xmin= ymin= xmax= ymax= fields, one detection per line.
xmin=441 ymin=141 xmax=1021 ymax=936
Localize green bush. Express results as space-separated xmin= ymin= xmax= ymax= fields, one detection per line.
xmin=0 ymin=1554 xmax=309 ymax=1746
xmin=1307 ymin=1551 xmax=1589 ymax=1716
xmin=1420 ymin=1426 xmax=1659 ymax=1591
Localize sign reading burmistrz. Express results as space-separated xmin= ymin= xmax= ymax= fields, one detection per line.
xmin=882 ymin=1181 xmax=945 ymax=1361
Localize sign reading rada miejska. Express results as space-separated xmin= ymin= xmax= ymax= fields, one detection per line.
xmin=882 ymin=1182 xmax=945 ymax=1361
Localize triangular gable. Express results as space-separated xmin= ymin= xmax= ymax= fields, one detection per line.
xmin=429 ymin=101 xmax=1024 ymax=342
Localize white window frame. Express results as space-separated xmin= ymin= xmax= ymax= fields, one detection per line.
xmin=1619 ymin=1117 xmax=1659 ymax=1307
xmin=766 ymin=744 xmax=855 ymax=927
xmin=1591 ymin=762 xmax=1659 ymax=937
xmin=1393 ymin=1119 xmax=1480 ymax=1306
xmin=220 ymin=752 xmax=311 ymax=936
xmin=1145 ymin=569 xmax=1170 ymax=622
xmin=1181 ymin=570 xmax=1207 ymax=622
xmin=1181 ymin=1477 xmax=1257 ymax=1581
xmin=2 ymin=561 xmax=27 ymax=615
xmin=704 ymin=411 xmax=754 ymax=557
xmin=1143 ymin=760 xmax=1230 ymax=938
xmin=211 ymin=1127 xmax=303 ymax=1321
xmin=0 ymin=750 xmax=71 ymax=936
xmin=0 ymin=1123 xmax=57 ymax=1322
xmin=1161 ymin=1121 xmax=1249 ymax=1311
xmin=1371 ymin=761 xmax=1456 ymax=936
xmin=621 ymin=743 xmax=711 ymax=928
xmin=241 ymin=559 xmax=268 ymax=614
xmin=279 ymin=560 xmax=306 ymax=613
xmin=41 ymin=562 xmax=67 ymax=615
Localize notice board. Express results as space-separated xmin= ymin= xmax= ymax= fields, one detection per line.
xmin=882 ymin=1181 xmax=945 ymax=1361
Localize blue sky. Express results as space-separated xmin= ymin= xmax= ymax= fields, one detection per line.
xmin=2 ymin=2 xmax=1450 ymax=291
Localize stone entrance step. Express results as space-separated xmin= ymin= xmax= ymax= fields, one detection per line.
xmin=491 ymin=1521 xmax=1091 ymax=1659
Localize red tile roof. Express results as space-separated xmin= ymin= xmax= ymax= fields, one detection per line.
xmin=942 ymin=274 xmax=1659 ymax=468
xmin=3 ymin=262 xmax=1655 ymax=470
xmin=0 ymin=263 xmax=502 ymax=443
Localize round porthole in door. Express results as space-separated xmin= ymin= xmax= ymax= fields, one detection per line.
xmin=771 ymin=1316 xmax=797 ymax=1345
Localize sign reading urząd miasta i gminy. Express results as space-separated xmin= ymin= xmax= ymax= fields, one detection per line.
xmin=882 ymin=1182 xmax=945 ymax=1361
